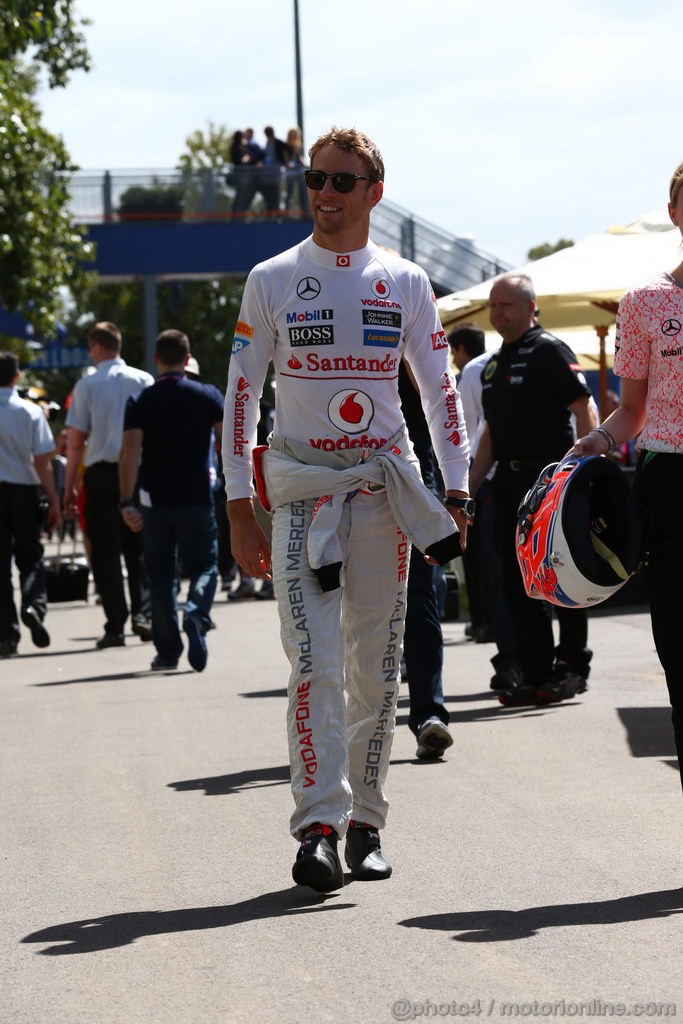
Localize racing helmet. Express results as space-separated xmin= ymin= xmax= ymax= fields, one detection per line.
xmin=515 ymin=455 xmax=642 ymax=608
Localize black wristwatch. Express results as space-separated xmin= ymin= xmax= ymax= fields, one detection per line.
xmin=118 ymin=498 xmax=137 ymax=511
xmin=444 ymin=496 xmax=476 ymax=517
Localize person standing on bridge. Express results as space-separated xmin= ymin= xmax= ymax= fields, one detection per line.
xmin=223 ymin=126 xmax=471 ymax=892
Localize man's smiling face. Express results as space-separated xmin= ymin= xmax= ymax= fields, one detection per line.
xmin=308 ymin=144 xmax=383 ymax=253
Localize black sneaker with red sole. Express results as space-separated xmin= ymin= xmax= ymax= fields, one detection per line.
xmin=292 ymin=823 xmax=343 ymax=892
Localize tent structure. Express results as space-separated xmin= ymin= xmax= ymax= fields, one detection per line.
xmin=437 ymin=212 xmax=680 ymax=409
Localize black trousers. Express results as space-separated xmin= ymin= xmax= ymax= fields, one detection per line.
xmin=634 ymin=452 xmax=683 ymax=791
xmin=491 ymin=465 xmax=590 ymax=687
xmin=83 ymin=462 xmax=150 ymax=636
xmin=0 ymin=482 xmax=47 ymax=645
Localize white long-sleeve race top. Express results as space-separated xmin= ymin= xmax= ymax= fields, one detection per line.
xmin=222 ymin=237 xmax=470 ymax=499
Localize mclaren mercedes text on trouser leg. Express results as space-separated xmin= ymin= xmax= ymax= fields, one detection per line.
xmin=272 ymin=490 xmax=408 ymax=841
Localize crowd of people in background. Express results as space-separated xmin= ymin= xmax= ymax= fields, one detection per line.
xmin=229 ymin=125 xmax=309 ymax=219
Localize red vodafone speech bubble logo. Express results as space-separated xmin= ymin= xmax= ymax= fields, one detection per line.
xmin=327 ymin=389 xmax=374 ymax=433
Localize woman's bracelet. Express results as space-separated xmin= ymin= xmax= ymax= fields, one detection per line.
xmin=591 ymin=426 xmax=616 ymax=455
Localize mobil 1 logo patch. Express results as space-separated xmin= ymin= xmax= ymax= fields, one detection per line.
xmin=362 ymin=310 xmax=402 ymax=329
xmin=288 ymin=323 xmax=335 ymax=346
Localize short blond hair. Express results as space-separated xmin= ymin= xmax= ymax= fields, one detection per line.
xmin=309 ymin=127 xmax=384 ymax=183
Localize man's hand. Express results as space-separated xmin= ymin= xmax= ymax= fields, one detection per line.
xmin=444 ymin=504 xmax=470 ymax=551
xmin=227 ymin=498 xmax=272 ymax=579
xmin=62 ymin=487 xmax=78 ymax=520
xmin=46 ymin=496 xmax=63 ymax=533
xmin=424 ymin=493 xmax=471 ymax=564
xmin=120 ymin=504 xmax=143 ymax=533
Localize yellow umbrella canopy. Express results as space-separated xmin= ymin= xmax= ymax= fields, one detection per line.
xmin=438 ymin=212 xmax=679 ymax=409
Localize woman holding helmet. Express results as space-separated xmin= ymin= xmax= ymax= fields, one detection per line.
xmin=574 ymin=159 xmax=683 ymax=794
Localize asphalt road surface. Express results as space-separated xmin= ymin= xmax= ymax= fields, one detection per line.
xmin=2 ymin=583 xmax=681 ymax=1024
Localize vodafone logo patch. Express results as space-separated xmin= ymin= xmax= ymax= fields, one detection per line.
xmin=371 ymin=278 xmax=391 ymax=299
xmin=328 ymin=389 xmax=374 ymax=433
xmin=336 ymin=254 xmax=351 ymax=267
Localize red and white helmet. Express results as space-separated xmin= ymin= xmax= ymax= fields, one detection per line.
xmin=515 ymin=455 xmax=642 ymax=608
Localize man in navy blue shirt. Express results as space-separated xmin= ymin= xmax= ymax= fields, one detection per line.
xmin=119 ymin=330 xmax=224 ymax=672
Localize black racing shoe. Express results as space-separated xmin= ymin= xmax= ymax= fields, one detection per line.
xmin=344 ymin=820 xmax=392 ymax=880
xmin=292 ymin=824 xmax=343 ymax=892
xmin=21 ymin=606 xmax=50 ymax=648
xmin=537 ymin=668 xmax=588 ymax=703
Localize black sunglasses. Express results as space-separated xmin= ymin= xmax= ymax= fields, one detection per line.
xmin=304 ymin=169 xmax=375 ymax=194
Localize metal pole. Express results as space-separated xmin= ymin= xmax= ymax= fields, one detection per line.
xmin=293 ymin=0 xmax=304 ymax=143
xmin=143 ymin=276 xmax=158 ymax=375
xmin=596 ymin=324 xmax=609 ymax=417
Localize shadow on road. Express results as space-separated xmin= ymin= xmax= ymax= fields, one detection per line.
xmin=168 ymin=764 xmax=291 ymax=796
xmin=34 ymin=669 xmax=193 ymax=687
xmin=22 ymin=888 xmax=353 ymax=955
xmin=395 ymin=702 xmax=579 ymax=728
xmin=399 ymin=887 xmax=683 ymax=943
xmin=239 ymin=688 xmax=288 ymax=699
xmin=618 ymin=707 xmax=677 ymax=759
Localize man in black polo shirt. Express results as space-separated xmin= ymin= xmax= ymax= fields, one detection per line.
xmin=118 ymin=330 xmax=224 ymax=672
xmin=469 ymin=274 xmax=597 ymax=705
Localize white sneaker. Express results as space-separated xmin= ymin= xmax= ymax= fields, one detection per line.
xmin=416 ymin=717 xmax=454 ymax=759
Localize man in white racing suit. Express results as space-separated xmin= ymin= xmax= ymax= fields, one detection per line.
xmin=223 ymin=127 xmax=472 ymax=892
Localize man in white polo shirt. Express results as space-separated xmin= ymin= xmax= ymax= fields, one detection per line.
xmin=64 ymin=322 xmax=153 ymax=649
xmin=0 ymin=351 xmax=62 ymax=657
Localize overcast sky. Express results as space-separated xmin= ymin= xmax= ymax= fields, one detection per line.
xmin=36 ymin=0 xmax=680 ymax=267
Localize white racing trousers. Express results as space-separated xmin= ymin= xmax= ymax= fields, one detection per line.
xmin=271 ymin=490 xmax=409 ymax=841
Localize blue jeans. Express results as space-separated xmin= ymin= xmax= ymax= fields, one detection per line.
xmin=141 ymin=505 xmax=218 ymax=664
xmin=404 ymin=546 xmax=448 ymax=735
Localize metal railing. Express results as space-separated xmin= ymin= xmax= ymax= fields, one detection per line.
xmin=61 ymin=168 xmax=510 ymax=294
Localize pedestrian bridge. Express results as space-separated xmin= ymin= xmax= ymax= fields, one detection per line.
xmin=66 ymin=168 xmax=509 ymax=297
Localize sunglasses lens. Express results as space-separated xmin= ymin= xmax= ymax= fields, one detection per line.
xmin=305 ymin=171 xmax=363 ymax=193
xmin=305 ymin=171 xmax=325 ymax=190
xmin=333 ymin=174 xmax=356 ymax=193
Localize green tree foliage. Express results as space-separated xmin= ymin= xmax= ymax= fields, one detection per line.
xmin=178 ymin=121 xmax=234 ymax=171
xmin=118 ymin=182 xmax=184 ymax=220
xmin=177 ymin=123 xmax=238 ymax=217
xmin=526 ymin=238 xmax=574 ymax=262
xmin=59 ymin=278 xmax=246 ymax=394
xmin=0 ymin=1 xmax=90 ymax=87
xmin=0 ymin=1 xmax=94 ymax=340
xmin=33 ymin=277 xmax=246 ymax=431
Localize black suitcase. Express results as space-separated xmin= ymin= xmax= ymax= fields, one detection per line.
xmin=45 ymin=530 xmax=90 ymax=603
